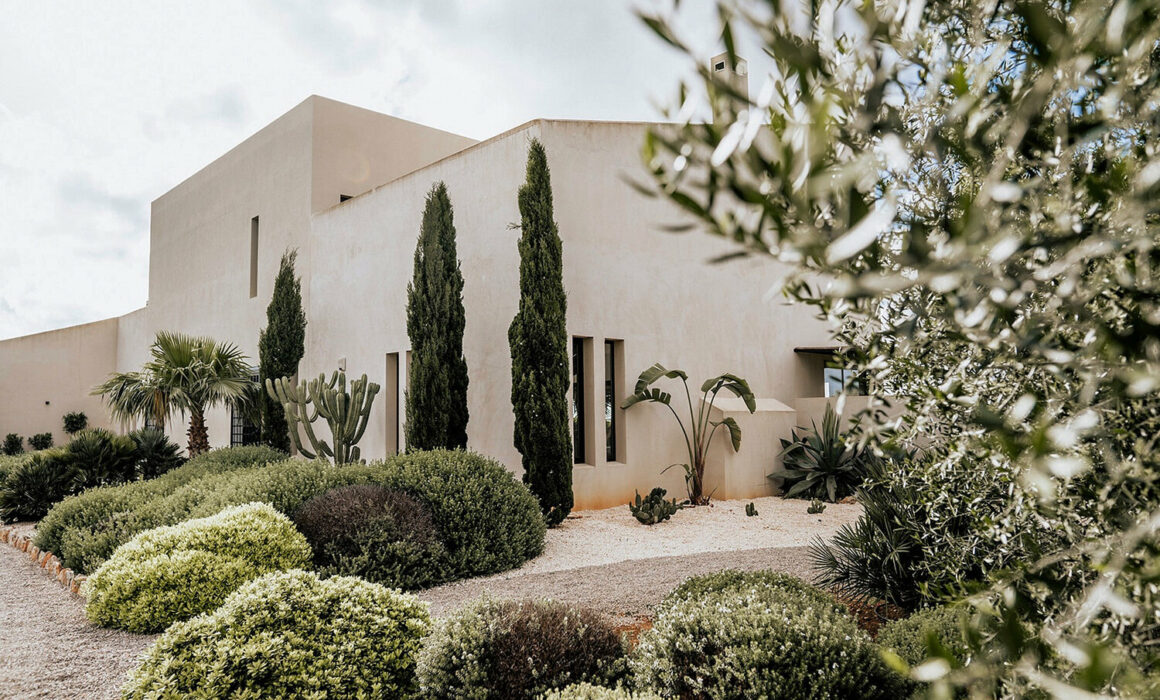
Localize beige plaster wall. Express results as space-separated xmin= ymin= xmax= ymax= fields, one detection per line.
xmin=0 ymin=317 xmax=120 ymax=447
xmin=307 ymin=118 xmax=836 ymax=509
xmin=132 ymin=97 xmax=477 ymax=450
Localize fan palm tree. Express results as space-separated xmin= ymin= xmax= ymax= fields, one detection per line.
xmin=94 ymin=331 xmax=256 ymax=456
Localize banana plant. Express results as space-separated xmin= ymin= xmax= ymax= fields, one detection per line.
xmin=621 ymin=363 xmax=755 ymax=504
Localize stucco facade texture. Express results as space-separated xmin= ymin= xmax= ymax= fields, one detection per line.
xmin=0 ymin=96 xmax=844 ymax=508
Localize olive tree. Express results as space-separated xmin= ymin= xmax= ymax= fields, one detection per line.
xmin=639 ymin=0 xmax=1160 ymax=695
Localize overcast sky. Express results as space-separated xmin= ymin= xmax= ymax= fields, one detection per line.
xmin=0 ymin=0 xmax=767 ymax=340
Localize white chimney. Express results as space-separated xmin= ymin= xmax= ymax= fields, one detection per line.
xmin=709 ymin=51 xmax=748 ymax=103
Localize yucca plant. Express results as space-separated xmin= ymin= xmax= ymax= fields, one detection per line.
xmin=771 ymin=403 xmax=868 ymax=503
xmin=622 ymin=363 xmax=754 ymax=505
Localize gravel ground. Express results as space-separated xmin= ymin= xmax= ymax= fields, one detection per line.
xmin=0 ymin=497 xmax=854 ymax=697
xmin=0 ymin=544 xmax=156 ymax=700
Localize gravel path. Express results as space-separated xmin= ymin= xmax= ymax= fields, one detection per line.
xmin=0 ymin=544 xmax=156 ymax=699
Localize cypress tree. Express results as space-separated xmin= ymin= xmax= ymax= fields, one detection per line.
xmin=405 ymin=181 xmax=470 ymax=451
xmin=259 ymin=249 xmax=306 ymax=452
xmin=509 ymin=139 xmax=572 ymax=526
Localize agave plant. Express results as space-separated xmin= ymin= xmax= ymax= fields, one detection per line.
xmin=621 ymin=363 xmax=755 ymax=505
xmin=771 ymin=403 xmax=870 ymax=502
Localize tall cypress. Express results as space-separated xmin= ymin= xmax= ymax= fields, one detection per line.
xmin=405 ymin=181 xmax=470 ymax=451
xmin=509 ymin=139 xmax=572 ymax=526
xmin=259 ymin=249 xmax=306 ymax=452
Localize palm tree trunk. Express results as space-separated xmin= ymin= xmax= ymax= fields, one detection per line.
xmin=187 ymin=409 xmax=210 ymax=457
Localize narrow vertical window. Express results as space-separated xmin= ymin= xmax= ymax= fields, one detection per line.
xmin=249 ymin=216 xmax=259 ymax=298
xmin=604 ymin=340 xmax=624 ymax=462
xmin=572 ymin=337 xmax=586 ymax=464
xmin=231 ymin=372 xmax=260 ymax=446
xmin=385 ymin=352 xmax=400 ymax=455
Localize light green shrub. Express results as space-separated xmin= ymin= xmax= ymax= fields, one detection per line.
xmin=35 ymin=445 xmax=287 ymax=571
xmin=123 ymin=570 xmax=430 ymax=699
xmin=418 ymin=598 xmax=628 ymax=700
xmin=663 ymin=569 xmax=841 ymax=611
xmin=542 ymin=684 xmax=660 ymax=700
xmin=83 ymin=502 xmax=310 ymax=632
xmin=631 ymin=577 xmax=907 ymax=699
xmin=877 ymin=605 xmax=970 ymax=669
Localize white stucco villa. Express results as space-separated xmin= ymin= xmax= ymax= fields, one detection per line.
xmin=0 ymin=88 xmax=857 ymax=509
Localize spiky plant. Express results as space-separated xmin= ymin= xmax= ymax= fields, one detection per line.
xmin=772 ymin=403 xmax=870 ymax=502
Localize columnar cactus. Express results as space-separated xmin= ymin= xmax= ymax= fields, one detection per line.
xmin=266 ymin=371 xmax=380 ymax=465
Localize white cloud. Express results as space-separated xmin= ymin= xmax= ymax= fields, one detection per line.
xmin=0 ymin=0 xmax=769 ymax=339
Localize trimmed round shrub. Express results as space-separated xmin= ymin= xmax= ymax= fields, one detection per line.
xmin=631 ymin=575 xmax=907 ymax=699
xmin=418 ymin=598 xmax=628 ymax=699
xmin=66 ymin=428 xmax=138 ymax=484
xmin=0 ymin=448 xmax=80 ymax=522
xmin=35 ymin=445 xmax=287 ymax=571
xmin=294 ymin=484 xmax=447 ymax=589
xmin=544 ymin=684 xmax=661 ymax=700
xmin=123 ymin=570 xmax=431 ymax=699
xmin=371 ymin=449 xmax=546 ymax=579
xmin=878 ymin=605 xmax=970 ymax=668
xmin=128 ymin=427 xmax=184 ymax=479
xmin=83 ymin=502 xmax=311 ymax=632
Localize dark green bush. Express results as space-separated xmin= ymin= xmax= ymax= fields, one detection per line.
xmin=62 ymin=411 xmax=88 ymax=435
xmin=29 ymin=433 xmax=54 ymax=450
xmin=2 ymin=433 xmax=24 ymax=456
xmin=0 ymin=449 xmax=80 ymax=522
xmin=35 ymin=445 xmax=287 ymax=570
xmin=372 ymin=449 xmax=546 ymax=579
xmin=293 ymin=484 xmax=447 ymax=590
xmin=66 ymin=429 xmax=138 ymax=484
xmin=631 ymin=572 xmax=905 ymax=699
xmin=123 ymin=570 xmax=430 ymax=699
xmin=127 ymin=428 xmax=184 ymax=479
xmin=84 ymin=503 xmax=311 ymax=633
xmin=2 ymin=429 xmax=164 ymax=525
xmin=418 ymin=598 xmax=628 ymax=699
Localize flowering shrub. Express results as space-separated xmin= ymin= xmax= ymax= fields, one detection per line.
xmin=123 ymin=570 xmax=430 ymax=699
xmin=83 ymin=502 xmax=310 ymax=632
xmin=631 ymin=574 xmax=906 ymax=699
xmin=417 ymin=598 xmax=628 ymax=699
xmin=543 ymin=684 xmax=660 ymax=700
xmin=663 ymin=569 xmax=840 ymax=611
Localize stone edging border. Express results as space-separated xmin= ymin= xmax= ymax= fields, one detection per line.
xmin=0 ymin=526 xmax=86 ymax=597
